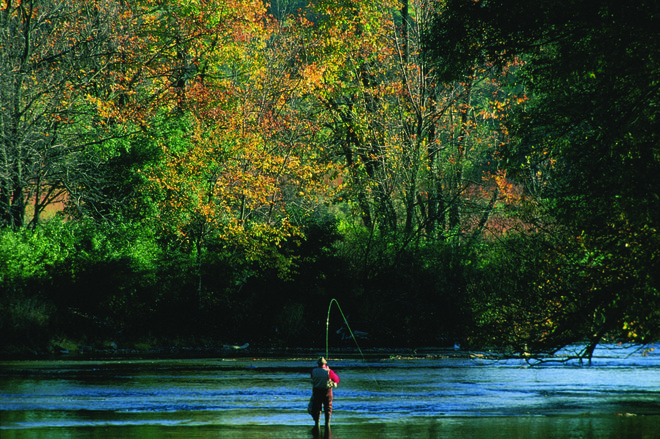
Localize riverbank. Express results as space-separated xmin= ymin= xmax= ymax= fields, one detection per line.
xmin=0 ymin=339 xmax=468 ymax=362
xmin=4 ymin=336 xmax=654 ymax=365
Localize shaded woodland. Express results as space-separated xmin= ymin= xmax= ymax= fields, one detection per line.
xmin=1 ymin=0 xmax=659 ymax=360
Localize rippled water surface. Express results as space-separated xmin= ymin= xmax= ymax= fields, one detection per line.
xmin=1 ymin=344 xmax=659 ymax=438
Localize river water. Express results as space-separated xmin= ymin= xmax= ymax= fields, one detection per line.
xmin=1 ymin=344 xmax=659 ymax=438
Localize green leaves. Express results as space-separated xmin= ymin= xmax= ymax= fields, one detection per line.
xmin=427 ymin=0 xmax=660 ymax=354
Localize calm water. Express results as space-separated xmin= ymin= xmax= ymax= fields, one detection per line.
xmin=1 ymin=344 xmax=659 ymax=438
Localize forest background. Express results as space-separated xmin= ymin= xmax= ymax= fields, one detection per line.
xmin=1 ymin=0 xmax=659 ymax=360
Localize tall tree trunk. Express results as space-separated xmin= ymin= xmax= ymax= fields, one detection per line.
xmin=449 ymin=78 xmax=473 ymax=231
xmin=400 ymin=0 xmax=409 ymax=64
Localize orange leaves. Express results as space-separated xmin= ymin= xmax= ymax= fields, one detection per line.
xmin=488 ymin=93 xmax=528 ymax=120
xmin=493 ymin=169 xmax=522 ymax=203
xmin=149 ymin=116 xmax=308 ymax=255
xmin=302 ymin=62 xmax=327 ymax=90
xmin=139 ymin=1 xmax=336 ymax=259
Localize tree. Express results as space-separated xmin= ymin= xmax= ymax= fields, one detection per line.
xmin=427 ymin=0 xmax=660 ymax=356
xmin=300 ymin=0 xmax=517 ymax=265
xmin=259 ymin=0 xmax=525 ymax=345
xmin=140 ymin=1 xmax=338 ymax=310
xmin=0 ymin=0 xmax=140 ymax=228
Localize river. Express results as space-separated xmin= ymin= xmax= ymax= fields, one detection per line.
xmin=1 ymin=344 xmax=659 ymax=438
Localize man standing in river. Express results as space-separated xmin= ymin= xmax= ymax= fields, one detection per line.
xmin=310 ymin=357 xmax=340 ymax=428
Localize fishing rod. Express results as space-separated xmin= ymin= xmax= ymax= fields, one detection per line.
xmin=325 ymin=298 xmax=380 ymax=385
xmin=325 ymin=298 xmax=367 ymax=362
xmin=325 ymin=298 xmax=381 ymax=386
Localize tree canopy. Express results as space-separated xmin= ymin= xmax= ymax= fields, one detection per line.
xmin=1 ymin=0 xmax=658 ymax=360
xmin=426 ymin=0 xmax=660 ymax=356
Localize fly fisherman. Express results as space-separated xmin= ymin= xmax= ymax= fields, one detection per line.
xmin=310 ymin=357 xmax=340 ymax=428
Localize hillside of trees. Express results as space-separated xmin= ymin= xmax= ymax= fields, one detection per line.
xmin=1 ymin=0 xmax=658 ymax=360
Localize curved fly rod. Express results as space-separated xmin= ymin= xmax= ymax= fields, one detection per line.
xmin=325 ymin=298 xmax=367 ymax=362
xmin=325 ymin=298 xmax=381 ymax=386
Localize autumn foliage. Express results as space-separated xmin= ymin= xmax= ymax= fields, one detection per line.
xmin=1 ymin=0 xmax=658 ymax=359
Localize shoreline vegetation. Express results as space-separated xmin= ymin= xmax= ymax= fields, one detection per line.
xmin=2 ymin=0 xmax=659 ymax=364
xmin=3 ymin=336 xmax=652 ymax=363
xmin=0 ymin=344 xmax=463 ymax=362
xmin=1 ymin=214 xmax=656 ymax=363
